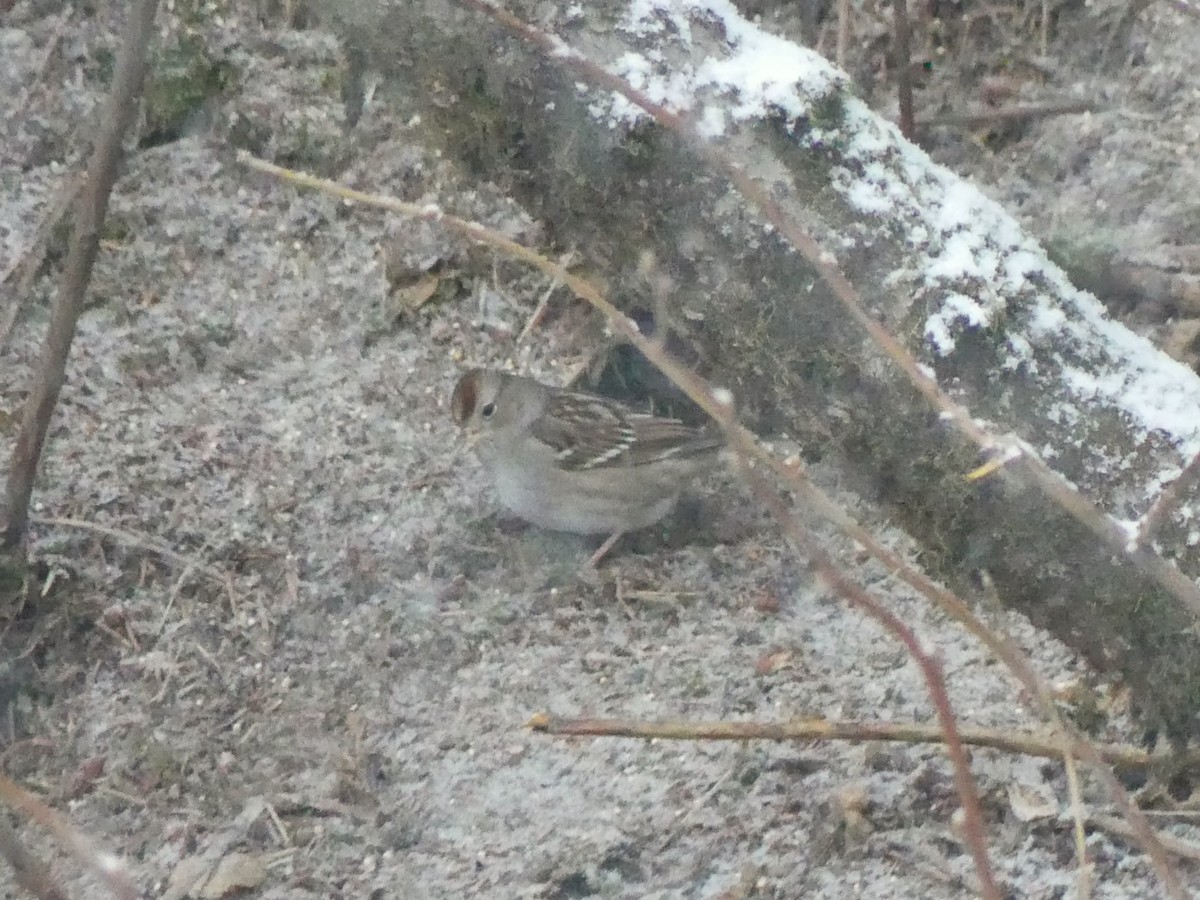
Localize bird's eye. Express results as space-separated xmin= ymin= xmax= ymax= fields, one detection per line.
xmin=480 ymin=402 xmax=496 ymax=419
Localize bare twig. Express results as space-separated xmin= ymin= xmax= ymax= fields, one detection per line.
xmin=11 ymin=12 xmax=70 ymax=124
xmin=836 ymin=0 xmax=851 ymax=70
xmin=739 ymin=462 xmax=1000 ymax=898
xmin=526 ymin=713 xmax=1193 ymax=773
xmin=1 ymin=0 xmax=160 ymax=551
xmin=891 ymin=0 xmax=916 ymax=138
xmin=1041 ymin=0 xmax=1051 ymax=56
xmin=0 ymin=814 xmax=68 ymax=900
xmin=0 ymin=174 xmax=85 ymax=349
xmin=0 ymin=774 xmax=137 ymax=899
xmin=1090 ymin=814 xmax=1200 ymax=863
xmin=517 ymin=272 xmax=566 ymax=344
xmin=1064 ymin=750 xmax=1093 ymax=899
xmin=1137 ymin=449 xmax=1200 ymax=547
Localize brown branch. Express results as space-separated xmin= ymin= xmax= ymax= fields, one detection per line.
xmin=0 ymin=814 xmax=69 ymax=900
xmin=1 ymin=0 xmax=160 ymax=551
xmin=525 ymin=714 xmax=1192 ymax=772
xmin=235 ymin=152 xmax=1187 ymax=899
xmin=0 ymin=775 xmax=137 ymax=899
xmin=1137 ymin=449 xmax=1200 ymax=548
xmin=739 ymin=461 xmax=1003 ymax=896
xmin=891 ymin=0 xmax=916 ymax=139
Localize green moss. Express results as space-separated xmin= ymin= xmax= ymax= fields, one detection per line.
xmin=808 ymin=90 xmax=848 ymax=132
xmin=0 ymin=551 xmax=27 ymax=608
xmin=142 ymin=35 xmax=238 ymax=148
xmin=1043 ymin=232 xmax=1121 ymax=300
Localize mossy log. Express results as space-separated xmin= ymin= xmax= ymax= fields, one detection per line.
xmin=319 ymin=0 xmax=1200 ymax=737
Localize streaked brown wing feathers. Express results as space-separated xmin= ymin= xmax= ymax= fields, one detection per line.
xmin=533 ymin=392 xmax=721 ymax=471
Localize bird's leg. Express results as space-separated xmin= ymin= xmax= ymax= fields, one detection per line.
xmin=584 ymin=531 xmax=625 ymax=569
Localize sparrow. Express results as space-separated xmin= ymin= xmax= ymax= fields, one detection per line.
xmin=450 ymin=368 xmax=725 ymax=566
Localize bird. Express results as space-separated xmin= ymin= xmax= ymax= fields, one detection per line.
xmin=449 ymin=368 xmax=725 ymax=566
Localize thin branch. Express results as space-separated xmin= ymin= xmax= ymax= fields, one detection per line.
xmin=526 ymin=714 xmax=1194 ymax=773
xmin=1091 ymin=814 xmax=1200 ymax=863
xmin=0 ymin=814 xmax=69 ymax=900
xmin=836 ymin=0 xmax=851 ymax=70
xmin=1137 ymin=449 xmax=1200 ymax=547
xmin=0 ymin=774 xmax=137 ymax=900
xmin=0 ymin=174 xmax=85 ymax=349
xmin=916 ymin=101 xmax=1098 ymax=129
xmin=1 ymin=0 xmax=160 ymax=550
xmin=738 ymin=462 xmax=1001 ymax=898
xmin=891 ymin=0 xmax=916 ymax=138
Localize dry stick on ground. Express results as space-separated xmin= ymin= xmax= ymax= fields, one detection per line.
xmin=0 ymin=775 xmax=137 ymax=900
xmin=528 ymin=715 xmax=1199 ymax=775
xmin=1091 ymin=814 xmax=1200 ymax=864
xmin=237 ymin=152 xmax=1189 ymax=897
xmin=0 ymin=814 xmax=68 ymax=900
xmin=0 ymin=175 xmax=85 ymax=349
xmin=29 ymin=516 xmax=227 ymax=586
xmin=1137 ymin=449 xmax=1200 ymax=548
xmin=0 ymin=0 xmax=160 ymax=552
xmin=453 ymin=0 xmax=1200 ymax=628
xmin=915 ymin=101 xmax=1099 ymax=129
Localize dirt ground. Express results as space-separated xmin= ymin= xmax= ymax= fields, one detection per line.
xmin=3 ymin=1 xmax=1200 ymax=898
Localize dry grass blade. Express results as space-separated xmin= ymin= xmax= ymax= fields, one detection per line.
xmin=29 ymin=515 xmax=226 ymax=585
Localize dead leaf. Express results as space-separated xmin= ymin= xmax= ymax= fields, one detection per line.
xmin=199 ymin=852 xmax=268 ymax=898
xmin=162 ymin=856 xmax=210 ymax=900
xmin=1007 ymin=783 xmax=1058 ymax=822
xmin=393 ymin=272 xmax=441 ymax=311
